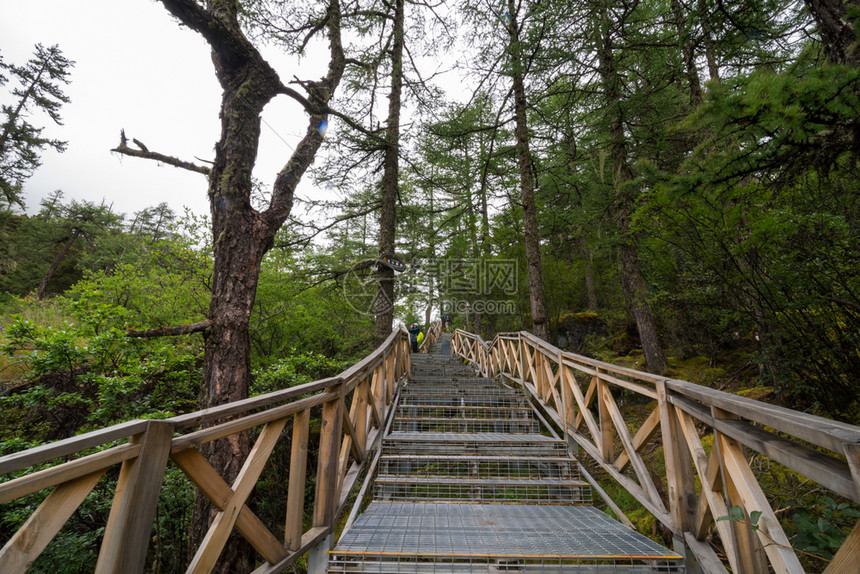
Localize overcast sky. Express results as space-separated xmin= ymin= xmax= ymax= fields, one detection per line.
xmin=1 ymin=0 xmax=334 ymax=219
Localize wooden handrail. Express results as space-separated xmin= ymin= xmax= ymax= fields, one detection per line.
xmin=452 ymin=328 xmax=860 ymax=574
xmin=0 ymin=326 xmax=413 ymax=574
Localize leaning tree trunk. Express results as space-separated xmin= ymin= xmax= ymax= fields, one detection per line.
xmin=375 ymin=0 xmax=405 ymax=342
xmin=35 ymin=228 xmax=79 ymax=299
xmin=506 ymin=0 xmax=549 ymax=342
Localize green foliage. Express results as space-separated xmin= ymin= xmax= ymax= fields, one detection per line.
xmin=792 ymin=496 xmax=860 ymax=560
xmin=252 ymin=350 xmax=351 ymax=395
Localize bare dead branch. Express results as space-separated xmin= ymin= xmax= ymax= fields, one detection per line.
xmin=112 ymin=131 xmax=211 ymax=175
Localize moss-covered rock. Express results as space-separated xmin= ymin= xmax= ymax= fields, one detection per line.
xmin=556 ymin=312 xmax=607 ymax=352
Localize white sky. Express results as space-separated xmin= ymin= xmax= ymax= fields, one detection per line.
xmin=0 ymin=0 xmax=335 ymax=219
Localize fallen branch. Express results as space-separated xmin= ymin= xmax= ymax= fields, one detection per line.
xmin=126 ymin=320 xmax=211 ymax=338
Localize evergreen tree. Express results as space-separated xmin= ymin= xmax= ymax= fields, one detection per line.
xmin=0 ymin=44 xmax=73 ymax=209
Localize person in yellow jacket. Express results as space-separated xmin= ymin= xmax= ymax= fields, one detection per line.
xmin=408 ymin=324 xmax=421 ymax=352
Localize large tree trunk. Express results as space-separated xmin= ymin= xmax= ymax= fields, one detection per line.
xmin=671 ymin=0 xmax=703 ymax=106
xmin=152 ymin=1 xmax=346 ymax=571
xmin=375 ymin=0 xmax=405 ymax=342
xmin=507 ymin=0 xmax=549 ymax=341
xmin=805 ymin=0 xmax=859 ymax=65
xmin=581 ymin=239 xmax=599 ymax=312
xmin=598 ymin=0 xmax=668 ymax=375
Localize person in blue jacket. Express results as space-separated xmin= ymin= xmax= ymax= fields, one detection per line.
xmin=408 ymin=323 xmax=421 ymax=352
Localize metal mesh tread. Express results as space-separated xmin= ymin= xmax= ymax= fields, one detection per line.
xmin=398 ymin=406 xmax=535 ymax=420
xmin=400 ymin=400 xmax=529 ymax=408
xmin=390 ymin=418 xmax=541 ymax=434
xmin=331 ymin=503 xmax=683 ymax=572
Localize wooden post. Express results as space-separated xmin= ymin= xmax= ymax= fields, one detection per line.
xmin=844 ymin=442 xmax=860 ymax=502
xmin=596 ymin=369 xmax=614 ymax=463
xmin=94 ymin=420 xmax=174 ymax=574
xmin=712 ymin=408 xmax=768 ymax=574
xmin=286 ymin=409 xmax=310 ymax=551
xmin=559 ymin=359 xmax=579 ymax=455
xmin=657 ymin=381 xmax=698 ymax=570
xmin=313 ymin=390 xmax=344 ymax=529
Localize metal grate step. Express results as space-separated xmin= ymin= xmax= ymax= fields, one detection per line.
xmin=390 ymin=417 xmax=541 ymax=434
xmin=398 ymin=395 xmax=529 ymax=407
xmin=374 ymin=476 xmax=591 ymax=504
xmin=402 ymin=385 xmax=522 ymax=397
xmin=398 ymin=405 xmax=534 ymax=419
xmin=383 ymin=433 xmax=569 ymax=456
xmin=330 ymin=503 xmax=683 ymax=573
xmin=378 ymin=455 xmax=582 ymax=480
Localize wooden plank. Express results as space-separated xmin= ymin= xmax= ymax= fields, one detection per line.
xmin=0 ymin=443 xmax=140 ymax=504
xmin=567 ymin=370 xmax=601 ymax=444
xmin=600 ymin=381 xmax=664 ymax=509
xmin=0 ymin=419 xmax=147 ymax=476
xmin=716 ymin=429 xmax=804 ymax=574
xmin=565 ymin=425 xmax=674 ymax=529
xmin=843 ymin=442 xmax=860 ymax=502
xmin=353 ymin=379 xmax=370 ymax=455
xmin=559 ymin=363 xmax=577 ymax=436
xmin=597 ymin=372 xmax=614 ymax=463
xmin=676 ymin=408 xmax=742 ymax=574
xmin=250 ymin=527 xmax=329 ymax=574
xmin=286 ymin=410 xmax=310 ymax=551
xmin=313 ymin=394 xmax=343 ymax=528
xmin=573 ymin=375 xmax=598 ymax=431
xmin=560 ymin=358 xmax=659 ymax=399
xmin=715 ymin=426 xmax=768 ymax=574
xmin=613 ymin=405 xmax=661 ymax=473
xmin=169 ymin=378 xmax=336 ymax=430
xmin=367 ymin=374 xmax=383 ymax=430
xmin=520 ymin=330 xmax=668 ymax=383
xmin=824 ymin=519 xmax=860 ymax=574
xmin=692 ymin=446 xmax=721 ymax=540
xmin=666 ymin=378 xmax=860 ymax=453
xmin=171 ymin=449 xmax=287 ymax=563
xmin=186 ymin=417 xmax=288 ymax=574
xmin=656 ymin=381 xmax=695 ymax=537
xmin=683 ymin=532 xmax=730 ymax=574
xmin=96 ymin=420 xmax=174 ymax=574
xmin=0 ymin=470 xmax=105 ymax=572
xmin=170 ymin=392 xmax=328 ymax=454
xmin=671 ymin=395 xmax=859 ymax=503
xmin=341 ymin=401 xmax=365 ymax=464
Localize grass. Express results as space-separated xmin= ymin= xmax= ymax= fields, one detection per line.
xmin=0 ymin=295 xmax=76 ymax=384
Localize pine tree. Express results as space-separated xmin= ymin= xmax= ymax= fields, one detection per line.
xmin=0 ymin=44 xmax=73 ymax=209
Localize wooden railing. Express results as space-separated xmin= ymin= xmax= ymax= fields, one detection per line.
xmin=453 ymin=329 xmax=860 ymax=574
xmin=0 ymin=327 xmax=413 ymax=574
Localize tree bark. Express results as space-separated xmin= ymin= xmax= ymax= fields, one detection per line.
xmin=804 ymin=0 xmax=859 ymax=66
xmin=375 ymin=0 xmax=405 ymax=342
xmin=150 ymin=1 xmax=346 ymax=571
xmin=597 ymin=0 xmax=667 ymax=374
xmin=671 ymin=0 xmax=703 ymax=106
xmin=506 ymin=0 xmax=549 ymax=342
xmin=581 ymin=239 xmax=599 ymax=312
